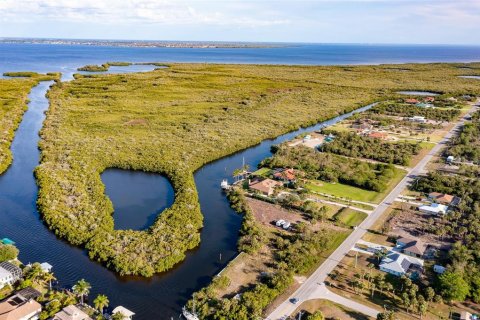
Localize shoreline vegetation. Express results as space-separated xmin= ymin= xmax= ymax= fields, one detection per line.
xmin=0 ymin=72 xmax=60 ymax=174
xmin=77 ymin=61 xmax=133 ymax=72
xmin=35 ymin=62 xmax=480 ymax=277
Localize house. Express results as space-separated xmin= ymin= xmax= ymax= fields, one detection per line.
xmin=0 ymin=293 xmax=42 ymax=320
xmin=273 ymin=168 xmax=296 ymax=182
xmin=0 ymin=262 xmax=22 ymax=289
xmin=424 ymin=96 xmax=435 ymax=102
xmin=249 ymin=178 xmax=282 ymax=196
xmin=368 ymin=131 xmax=389 ymax=140
xmin=407 ymin=116 xmax=427 ymax=123
xmin=396 ymin=237 xmax=425 ymax=258
xmin=428 ymin=192 xmax=460 ymax=206
xmin=351 ymin=122 xmax=373 ymax=131
xmin=405 ymin=98 xmax=419 ymax=104
xmin=418 ymin=203 xmax=448 ymax=215
xmin=53 ymin=305 xmax=92 ymax=320
xmin=379 ymin=251 xmax=424 ymax=277
xmin=112 ymin=306 xmax=135 ymax=319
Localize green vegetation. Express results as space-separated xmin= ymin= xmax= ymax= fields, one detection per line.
xmin=0 ymin=244 xmax=19 ymax=262
xmin=38 ymin=62 xmax=480 ymax=276
xmin=447 ymin=110 xmax=480 ymax=164
xmin=263 ymin=145 xmax=400 ymax=192
xmin=77 ymin=64 xmax=109 ymax=72
xmin=306 ymin=182 xmax=379 ymax=203
xmin=333 ymin=208 xmax=368 ymax=227
xmin=320 ymin=130 xmax=422 ymax=165
xmin=371 ymin=102 xmax=461 ymax=121
xmin=106 ymin=61 xmax=132 ymax=66
xmin=0 ymin=72 xmax=59 ymax=174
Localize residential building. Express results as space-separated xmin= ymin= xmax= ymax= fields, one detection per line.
xmin=351 ymin=122 xmax=373 ymax=131
xmin=418 ymin=203 xmax=448 ymax=215
xmin=428 ymin=192 xmax=460 ymax=206
xmin=0 ymin=262 xmax=22 ymax=288
xmin=273 ymin=168 xmax=296 ymax=182
xmin=424 ymin=96 xmax=435 ymax=102
xmin=405 ymin=98 xmax=419 ymax=104
xmin=407 ymin=116 xmax=427 ymax=123
xmin=0 ymin=293 xmax=42 ymax=320
xmin=379 ymin=251 xmax=424 ymax=277
xmin=112 ymin=306 xmax=135 ymax=319
xmin=249 ymin=178 xmax=281 ymax=196
xmin=367 ymin=131 xmax=389 ymax=140
xmin=396 ymin=237 xmax=425 ymax=258
xmin=53 ymin=305 xmax=92 ymax=320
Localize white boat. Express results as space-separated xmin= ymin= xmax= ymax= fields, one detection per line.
xmin=220 ymin=179 xmax=230 ymax=190
xmin=182 ymin=306 xmax=200 ymax=320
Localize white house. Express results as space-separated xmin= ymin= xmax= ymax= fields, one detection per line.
xmin=379 ymin=251 xmax=424 ymax=277
xmin=112 ymin=306 xmax=135 ymax=319
xmin=418 ymin=203 xmax=448 ymax=215
xmin=53 ymin=305 xmax=92 ymax=320
xmin=0 ymin=262 xmax=22 ymax=289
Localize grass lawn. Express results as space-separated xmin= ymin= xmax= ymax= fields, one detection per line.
xmin=293 ymin=299 xmax=373 ymax=320
xmin=333 ymin=208 xmax=368 ymax=227
xmin=252 ymin=167 xmax=272 ymax=176
xmin=306 ymin=167 xmax=406 ymax=204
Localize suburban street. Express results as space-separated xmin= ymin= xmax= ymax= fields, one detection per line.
xmin=266 ymin=102 xmax=479 ymax=320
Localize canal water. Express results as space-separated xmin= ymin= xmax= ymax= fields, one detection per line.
xmin=0 ymin=67 xmax=374 ymax=318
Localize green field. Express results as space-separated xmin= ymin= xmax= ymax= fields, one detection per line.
xmin=252 ymin=167 xmax=272 ymax=176
xmin=306 ymin=167 xmax=405 ymax=203
xmin=36 ymin=62 xmax=479 ymax=276
xmin=333 ymin=208 xmax=368 ymax=227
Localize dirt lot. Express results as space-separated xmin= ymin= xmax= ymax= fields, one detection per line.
xmin=246 ymin=197 xmax=345 ymax=232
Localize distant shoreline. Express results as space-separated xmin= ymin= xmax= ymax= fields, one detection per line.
xmin=0 ymin=38 xmax=288 ymax=49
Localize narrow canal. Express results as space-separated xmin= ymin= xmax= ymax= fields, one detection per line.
xmin=0 ymin=71 xmax=374 ymax=318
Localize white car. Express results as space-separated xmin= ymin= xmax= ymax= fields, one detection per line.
xmin=282 ymin=221 xmax=291 ymax=230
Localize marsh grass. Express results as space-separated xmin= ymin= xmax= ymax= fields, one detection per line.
xmin=37 ymin=62 xmax=480 ymax=276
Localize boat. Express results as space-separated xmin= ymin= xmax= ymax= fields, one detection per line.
xmin=182 ymin=306 xmax=200 ymax=320
xmin=220 ymin=179 xmax=230 ymax=190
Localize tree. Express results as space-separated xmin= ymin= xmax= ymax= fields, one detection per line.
xmin=377 ymin=311 xmax=395 ymax=320
xmin=73 ymin=279 xmax=91 ymax=305
xmin=111 ymin=312 xmax=126 ymax=320
xmin=43 ymin=272 xmax=56 ymax=291
xmin=438 ymin=271 xmax=470 ymax=302
xmin=0 ymin=244 xmax=19 ymax=262
xmin=93 ymin=294 xmax=109 ymax=315
xmin=425 ymin=287 xmax=435 ymax=303
xmin=306 ymin=311 xmax=324 ymax=320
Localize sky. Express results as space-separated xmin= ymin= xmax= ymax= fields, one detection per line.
xmin=1 ymin=0 xmax=480 ymax=45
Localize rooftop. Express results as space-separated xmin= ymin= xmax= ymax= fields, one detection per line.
xmin=0 ymin=294 xmax=41 ymax=320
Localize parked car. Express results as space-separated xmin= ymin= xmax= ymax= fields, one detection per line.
xmin=290 ymin=298 xmax=299 ymax=304
xmin=275 ymin=219 xmax=285 ymax=227
xmin=282 ymin=221 xmax=291 ymax=230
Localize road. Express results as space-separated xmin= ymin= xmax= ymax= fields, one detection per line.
xmin=266 ymin=103 xmax=478 ymax=320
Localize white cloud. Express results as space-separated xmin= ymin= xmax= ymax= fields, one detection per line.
xmin=0 ymin=0 xmax=291 ymax=27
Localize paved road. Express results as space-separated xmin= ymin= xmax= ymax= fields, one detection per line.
xmin=266 ymin=103 xmax=478 ymax=320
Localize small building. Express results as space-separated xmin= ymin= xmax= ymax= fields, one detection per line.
xmin=368 ymin=131 xmax=389 ymax=140
xmin=418 ymin=203 xmax=448 ymax=215
xmin=379 ymin=251 xmax=424 ymax=277
xmin=40 ymin=262 xmax=53 ymax=273
xmin=396 ymin=237 xmax=425 ymax=258
xmin=351 ymin=122 xmax=373 ymax=131
xmin=249 ymin=178 xmax=282 ymax=196
xmin=0 ymin=293 xmax=42 ymax=320
xmin=53 ymin=305 xmax=92 ymax=320
xmin=433 ymin=265 xmax=446 ymax=274
xmin=112 ymin=306 xmax=135 ymax=319
xmin=273 ymin=168 xmax=296 ymax=182
xmin=405 ymin=98 xmax=419 ymax=104
xmin=424 ymin=96 xmax=435 ymax=102
xmin=0 ymin=262 xmax=22 ymax=288
xmin=428 ymin=192 xmax=459 ymax=206
xmin=407 ymin=116 xmax=427 ymax=123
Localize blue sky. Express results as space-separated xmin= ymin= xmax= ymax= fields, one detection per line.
xmin=1 ymin=0 xmax=480 ymax=45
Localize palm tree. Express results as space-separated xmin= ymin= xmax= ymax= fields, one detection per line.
xmin=112 ymin=312 xmax=126 ymax=320
xmin=72 ymin=279 xmax=91 ymax=305
xmin=43 ymin=272 xmax=56 ymax=291
xmin=93 ymin=294 xmax=109 ymax=315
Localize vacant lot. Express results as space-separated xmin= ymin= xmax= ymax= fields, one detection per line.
xmin=38 ymin=63 xmax=480 ymax=276
xmin=293 ymin=299 xmax=372 ymax=320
